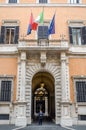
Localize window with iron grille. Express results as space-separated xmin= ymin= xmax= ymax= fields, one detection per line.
xmin=78 ymin=115 xmax=86 ymax=120
xmin=0 ymin=81 xmax=12 ymax=102
xmin=76 ymin=81 xmax=86 ymax=102
xmin=39 ymin=0 xmax=47 ymax=3
xmin=8 ymin=0 xmax=17 ymax=3
xmin=70 ymin=0 xmax=81 ymax=3
xmin=0 ymin=114 xmax=9 ymax=120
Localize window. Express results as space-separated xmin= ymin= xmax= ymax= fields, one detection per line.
xmin=0 ymin=114 xmax=9 ymax=120
xmin=39 ymin=0 xmax=48 ymax=3
xmin=38 ymin=26 xmax=48 ymax=39
xmin=76 ymin=81 xmax=86 ymax=102
xmin=69 ymin=0 xmax=81 ymax=3
xmin=5 ymin=27 xmax=15 ymax=44
xmin=69 ymin=26 xmax=86 ymax=45
xmin=8 ymin=0 xmax=17 ymax=3
xmin=78 ymin=115 xmax=86 ymax=120
xmin=0 ymin=81 xmax=12 ymax=102
xmin=0 ymin=26 xmax=19 ymax=44
xmin=70 ymin=27 xmax=81 ymax=45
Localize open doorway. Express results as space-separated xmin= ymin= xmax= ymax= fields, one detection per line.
xmin=32 ymin=71 xmax=55 ymax=123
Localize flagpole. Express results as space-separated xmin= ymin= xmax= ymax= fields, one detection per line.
xmin=43 ymin=6 xmax=44 ymax=26
xmin=30 ymin=9 xmax=33 ymax=17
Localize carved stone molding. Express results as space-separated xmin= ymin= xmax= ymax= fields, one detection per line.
xmin=20 ymin=51 xmax=26 ymax=61
xmin=40 ymin=51 xmax=46 ymax=65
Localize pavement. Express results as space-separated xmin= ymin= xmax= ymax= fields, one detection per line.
xmin=0 ymin=123 xmax=86 ymax=130
xmin=0 ymin=124 xmax=67 ymax=130
xmin=70 ymin=125 xmax=86 ymax=130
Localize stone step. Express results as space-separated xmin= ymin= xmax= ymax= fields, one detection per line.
xmin=21 ymin=125 xmax=67 ymax=130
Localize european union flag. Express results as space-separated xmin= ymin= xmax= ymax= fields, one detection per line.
xmin=48 ymin=14 xmax=55 ymax=35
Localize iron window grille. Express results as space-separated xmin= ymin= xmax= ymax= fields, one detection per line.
xmin=76 ymin=81 xmax=86 ymax=102
xmin=8 ymin=0 xmax=17 ymax=3
xmin=0 ymin=80 xmax=12 ymax=102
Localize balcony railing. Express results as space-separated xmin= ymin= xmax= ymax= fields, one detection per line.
xmin=18 ymin=39 xmax=69 ymax=49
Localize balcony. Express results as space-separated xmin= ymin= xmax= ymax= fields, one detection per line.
xmin=0 ymin=39 xmax=68 ymax=54
xmin=18 ymin=39 xmax=69 ymax=52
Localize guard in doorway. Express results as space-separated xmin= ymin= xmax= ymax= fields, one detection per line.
xmin=38 ymin=110 xmax=43 ymax=125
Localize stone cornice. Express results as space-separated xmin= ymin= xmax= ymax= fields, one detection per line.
xmin=0 ymin=3 xmax=86 ymax=8
xmin=0 ymin=42 xmax=86 ymax=55
xmin=18 ymin=46 xmax=68 ymax=51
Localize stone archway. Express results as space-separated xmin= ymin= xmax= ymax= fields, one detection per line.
xmin=15 ymin=51 xmax=72 ymax=126
xmin=25 ymin=63 xmax=61 ymax=124
xmin=32 ymin=71 xmax=55 ymax=122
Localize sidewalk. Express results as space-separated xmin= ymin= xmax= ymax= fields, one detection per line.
xmin=0 ymin=124 xmax=86 ymax=130
xmin=0 ymin=124 xmax=67 ymax=130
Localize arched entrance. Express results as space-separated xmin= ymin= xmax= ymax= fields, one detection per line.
xmin=32 ymin=71 xmax=55 ymax=122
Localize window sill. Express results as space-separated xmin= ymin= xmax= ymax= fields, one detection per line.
xmin=7 ymin=3 xmax=18 ymax=4
xmin=0 ymin=102 xmax=11 ymax=105
xmin=70 ymin=44 xmax=86 ymax=46
xmin=69 ymin=45 xmax=86 ymax=54
xmin=77 ymin=102 xmax=86 ymax=106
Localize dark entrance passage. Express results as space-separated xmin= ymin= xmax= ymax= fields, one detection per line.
xmin=36 ymin=100 xmax=45 ymax=113
xmin=32 ymin=71 xmax=55 ymax=123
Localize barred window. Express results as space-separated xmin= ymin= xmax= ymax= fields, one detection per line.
xmin=0 ymin=81 xmax=12 ymax=102
xmin=78 ymin=115 xmax=86 ymax=120
xmin=76 ymin=81 xmax=86 ymax=102
xmin=70 ymin=0 xmax=81 ymax=3
xmin=8 ymin=0 xmax=17 ymax=3
xmin=0 ymin=114 xmax=9 ymax=120
xmin=39 ymin=0 xmax=47 ymax=3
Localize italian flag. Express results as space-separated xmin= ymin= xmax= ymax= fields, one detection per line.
xmin=32 ymin=10 xmax=44 ymax=30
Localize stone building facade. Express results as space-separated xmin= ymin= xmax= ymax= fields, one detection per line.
xmin=0 ymin=0 xmax=86 ymax=127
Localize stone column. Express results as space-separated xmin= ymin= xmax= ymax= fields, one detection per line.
xmin=60 ymin=52 xmax=72 ymax=126
xmin=34 ymin=97 xmax=36 ymax=116
xmin=15 ymin=51 xmax=27 ymax=126
xmin=45 ymin=97 xmax=48 ymax=116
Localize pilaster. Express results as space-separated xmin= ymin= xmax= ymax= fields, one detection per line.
xmin=60 ymin=52 xmax=72 ymax=126
xmin=20 ymin=51 xmax=26 ymax=101
xmin=61 ymin=52 xmax=67 ymax=102
xmin=15 ymin=51 xmax=27 ymax=126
